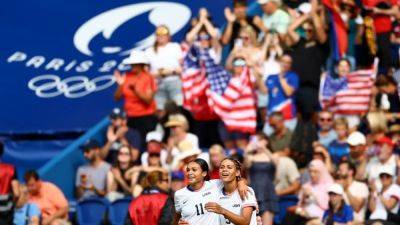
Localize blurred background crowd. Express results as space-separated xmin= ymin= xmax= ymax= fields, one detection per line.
xmin=2 ymin=0 xmax=400 ymax=224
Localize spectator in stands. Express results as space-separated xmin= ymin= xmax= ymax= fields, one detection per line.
xmin=226 ymin=25 xmax=263 ymax=72
xmin=375 ymin=75 xmax=400 ymax=126
xmin=13 ymin=184 xmax=40 ymax=225
xmin=221 ymin=0 xmax=261 ymax=50
xmin=25 ymin=170 xmax=69 ymax=225
xmin=244 ymin=133 xmax=278 ymax=225
xmin=274 ymin=153 xmax=301 ymax=197
xmin=366 ymin=136 xmax=397 ymax=185
xmin=328 ymin=118 xmax=350 ymax=165
xmin=368 ymin=167 xmax=400 ymax=224
xmin=255 ymin=0 xmax=291 ymax=39
xmin=257 ymin=54 xmax=299 ymax=134
xmin=312 ymin=143 xmax=334 ymax=173
xmin=347 ymin=131 xmax=369 ymax=180
xmin=106 ymin=145 xmax=134 ymax=202
xmin=127 ymin=146 xmax=167 ymax=197
xmin=76 ymin=139 xmax=111 ymax=200
xmin=186 ymin=8 xmax=221 ymax=64
xmin=0 ymin=141 xmax=19 ymax=224
xmin=100 ymin=108 xmax=141 ymax=163
xmin=141 ymin=131 xmax=171 ymax=167
xmin=268 ymin=112 xmax=292 ymax=156
xmin=322 ymin=183 xmax=354 ymax=225
xmin=287 ymin=0 xmax=328 ymax=121
xmin=170 ymin=171 xmax=185 ymax=194
xmin=257 ymin=33 xmax=283 ymax=122
xmin=145 ymin=25 xmax=184 ymax=113
xmin=362 ymin=0 xmax=399 ymax=74
xmin=336 ymin=161 xmax=369 ymax=224
xmin=126 ymin=171 xmax=173 ymax=225
xmin=114 ymin=50 xmax=158 ymax=147
xmin=208 ymin=144 xmax=226 ymax=179
xmin=284 ymin=159 xmax=333 ymax=225
xmin=317 ymin=111 xmax=337 ymax=147
xmin=165 ymin=114 xmax=199 ymax=157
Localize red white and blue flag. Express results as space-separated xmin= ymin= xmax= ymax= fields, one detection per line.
xmin=320 ymin=69 xmax=376 ymax=115
xmin=182 ymin=46 xmax=256 ymax=133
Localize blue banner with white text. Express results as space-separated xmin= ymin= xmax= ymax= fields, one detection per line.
xmin=0 ymin=0 xmax=229 ymax=134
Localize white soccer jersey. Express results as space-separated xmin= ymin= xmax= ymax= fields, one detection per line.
xmin=217 ymin=187 xmax=258 ymax=225
xmin=175 ymin=180 xmax=223 ymax=225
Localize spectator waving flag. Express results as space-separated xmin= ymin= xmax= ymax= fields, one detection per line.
xmin=204 ymin=60 xmax=257 ymax=133
xmin=320 ymin=68 xmax=376 ymax=115
xmin=181 ymin=46 xmax=217 ymax=120
xmin=323 ymin=0 xmax=348 ymax=60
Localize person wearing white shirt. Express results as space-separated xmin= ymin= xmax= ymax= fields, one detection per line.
xmin=145 ymin=25 xmax=183 ymax=111
xmin=337 ymin=161 xmax=369 ymax=224
xmin=368 ymin=167 xmax=400 ymax=225
xmin=205 ymin=158 xmax=258 ymax=225
xmin=173 ymin=158 xmax=248 ymax=225
xmin=366 ymin=136 xmax=397 ymax=190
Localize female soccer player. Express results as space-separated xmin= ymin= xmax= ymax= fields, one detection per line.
xmin=205 ymin=157 xmax=258 ymax=225
xmin=173 ymin=158 xmax=248 ymax=225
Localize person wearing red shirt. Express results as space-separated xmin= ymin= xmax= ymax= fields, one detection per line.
xmin=363 ymin=0 xmax=399 ymax=73
xmin=114 ymin=51 xmax=158 ymax=149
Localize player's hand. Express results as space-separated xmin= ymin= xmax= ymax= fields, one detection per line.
xmin=205 ymin=202 xmax=225 ymax=215
xmin=178 ymin=219 xmax=189 ymax=225
xmin=237 ymin=179 xmax=249 ymax=200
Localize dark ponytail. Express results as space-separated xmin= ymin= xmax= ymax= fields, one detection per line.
xmin=191 ymin=158 xmax=210 ymax=181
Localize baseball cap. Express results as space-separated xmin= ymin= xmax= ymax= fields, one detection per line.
xmin=171 ymin=171 xmax=185 ymax=181
xmin=327 ymin=183 xmax=344 ymax=195
xmin=375 ymin=136 xmax=394 ymax=147
xmin=109 ymin=108 xmax=126 ymax=120
xmin=378 ymin=167 xmax=395 ymax=177
xmin=258 ymin=0 xmax=281 ymax=5
xmin=146 ymin=131 xmax=163 ymax=143
xmin=347 ymin=131 xmax=366 ymax=146
xmin=79 ymin=139 xmax=100 ymax=151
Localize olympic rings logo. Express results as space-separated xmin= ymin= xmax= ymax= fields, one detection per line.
xmin=28 ymin=74 xmax=115 ymax=98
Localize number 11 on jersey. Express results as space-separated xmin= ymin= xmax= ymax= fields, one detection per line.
xmin=195 ymin=203 xmax=205 ymax=216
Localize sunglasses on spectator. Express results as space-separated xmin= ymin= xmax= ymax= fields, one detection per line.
xmin=233 ymin=58 xmax=246 ymax=67
xmin=156 ymin=27 xmax=169 ymax=36
xmin=319 ymin=118 xmax=332 ymax=122
xmin=198 ymin=34 xmax=211 ymax=41
xmin=379 ymin=173 xmax=392 ymax=179
xmin=118 ymin=151 xmax=130 ymax=156
xmin=149 ymin=153 xmax=160 ymax=157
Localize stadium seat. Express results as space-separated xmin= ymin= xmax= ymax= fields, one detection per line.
xmin=76 ymin=197 xmax=109 ymax=225
xmin=108 ymin=197 xmax=133 ymax=225
xmin=273 ymin=195 xmax=298 ymax=225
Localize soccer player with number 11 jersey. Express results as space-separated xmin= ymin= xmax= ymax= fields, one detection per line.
xmin=173 ymin=158 xmax=258 ymax=225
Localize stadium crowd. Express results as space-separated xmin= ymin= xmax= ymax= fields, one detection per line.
xmin=2 ymin=0 xmax=400 ymax=224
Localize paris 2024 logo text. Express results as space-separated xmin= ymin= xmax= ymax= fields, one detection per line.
xmin=6 ymin=2 xmax=191 ymax=98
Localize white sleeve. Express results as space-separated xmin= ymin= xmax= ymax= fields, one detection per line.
xmin=208 ymin=179 xmax=224 ymax=189
xmin=242 ymin=188 xmax=257 ymax=209
xmin=173 ymin=42 xmax=183 ymax=61
xmin=174 ymin=191 xmax=182 ymax=213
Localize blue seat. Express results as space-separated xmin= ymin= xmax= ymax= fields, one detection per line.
xmin=108 ymin=197 xmax=133 ymax=225
xmin=76 ymin=197 xmax=109 ymax=225
xmin=273 ymin=195 xmax=298 ymax=225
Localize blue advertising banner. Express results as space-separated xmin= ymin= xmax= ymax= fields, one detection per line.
xmin=0 ymin=0 xmax=229 ymax=134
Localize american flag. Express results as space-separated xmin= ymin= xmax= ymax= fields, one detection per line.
xmin=320 ymin=69 xmax=376 ymax=115
xmin=181 ymin=45 xmax=257 ymax=133
xmin=206 ymin=66 xmax=257 ymax=133
xmin=181 ymin=46 xmax=216 ymax=121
